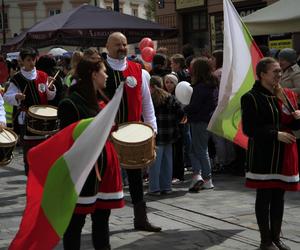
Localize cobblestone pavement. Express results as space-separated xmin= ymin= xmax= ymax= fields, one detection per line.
xmin=0 ymin=148 xmax=299 ymax=249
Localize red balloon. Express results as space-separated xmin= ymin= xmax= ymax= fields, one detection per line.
xmin=141 ymin=47 xmax=156 ymax=63
xmin=0 ymin=61 xmax=8 ymax=83
xmin=139 ymin=37 xmax=154 ymax=51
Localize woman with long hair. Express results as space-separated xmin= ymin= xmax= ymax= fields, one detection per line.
xmin=184 ymin=57 xmax=219 ymax=191
xmin=148 ymin=75 xmax=184 ymax=195
xmin=58 ymin=58 xmax=124 ymax=250
xmin=241 ymin=57 xmax=300 ymax=250
xmin=64 ymin=50 xmax=83 ymax=87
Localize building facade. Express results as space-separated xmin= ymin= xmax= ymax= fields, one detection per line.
xmin=156 ymin=0 xmax=279 ymax=55
xmin=0 ymin=0 xmax=149 ymax=46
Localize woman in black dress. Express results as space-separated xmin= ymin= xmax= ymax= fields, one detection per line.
xmin=58 ymin=58 xmax=124 ymax=250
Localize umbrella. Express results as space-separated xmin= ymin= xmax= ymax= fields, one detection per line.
xmin=48 ymin=48 xmax=68 ymax=57
xmin=2 ymin=4 xmax=177 ymax=53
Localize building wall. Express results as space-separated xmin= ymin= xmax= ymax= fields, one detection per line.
xmin=1 ymin=0 xmax=148 ymax=46
xmin=156 ymin=0 xmax=280 ymax=55
xmin=155 ymin=1 xmax=178 ymax=55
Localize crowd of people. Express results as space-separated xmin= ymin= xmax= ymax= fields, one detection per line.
xmin=0 ymin=35 xmax=299 ymax=250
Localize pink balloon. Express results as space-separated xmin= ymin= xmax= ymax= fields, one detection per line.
xmin=139 ymin=37 xmax=154 ymax=51
xmin=141 ymin=47 xmax=156 ymax=63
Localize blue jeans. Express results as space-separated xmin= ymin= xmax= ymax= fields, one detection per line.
xmin=149 ymin=144 xmax=173 ymax=192
xmin=183 ymin=123 xmax=192 ymax=166
xmin=190 ymin=121 xmax=212 ymax=180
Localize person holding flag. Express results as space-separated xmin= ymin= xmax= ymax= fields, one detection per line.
xmin=241 ymin=57 xmax=300 ymax=250
xmin=58 ymin=58 xmax=124 ymax=250
xmin=209 ymin=1 xmax=298 ymax=249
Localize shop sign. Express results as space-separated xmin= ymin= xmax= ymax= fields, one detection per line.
xmin=268 ymin=39 xmax=293 ymax=50
xmin=176 ymin=0 xmax=204 ymax=10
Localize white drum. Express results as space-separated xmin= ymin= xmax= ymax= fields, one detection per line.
xmin=0 ymin=128 xmax=18 ymax=166
xmin=27 ymin=105 xmax=59 ymax=135
xmin=111 ymin=122 xmax=156 ymax=169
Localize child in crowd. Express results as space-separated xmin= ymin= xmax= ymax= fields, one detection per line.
xmin=148 ymin=75 xmax=184 ymax=195
xmin=164 ymin=73 xmax=186 ymax=182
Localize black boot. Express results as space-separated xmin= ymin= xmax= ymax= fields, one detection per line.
xmin=92 ymin=209 xmax=111 ymax=250
xmin=258 ymin=223 xmax=279 ymax=250
xmin=96 ymin=245 xmax=111 ymax=250
xmin=133 ymin=201 xmax=161 ymax=232
xmin=271 ymin=218 xmax=291 ymax=250
xmin=270 ymin=190 xmax=290 ymax=250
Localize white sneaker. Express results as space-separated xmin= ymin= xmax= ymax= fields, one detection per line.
xmin=202 ymin=179 xmax=214 ymax=189
xmin=188 ymin=174 xmax=204 ymax=192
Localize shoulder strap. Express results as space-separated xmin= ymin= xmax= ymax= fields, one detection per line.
xmin=64 ymin=98 xmax=80 ymax=120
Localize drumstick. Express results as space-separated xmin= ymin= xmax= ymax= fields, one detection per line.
xmin=47 ymin=70 xmax=60 ymax=89
xmin=22 ymin=84 xmax=28 ymax=94
xmin=1 ymin=128 xmax=12 ymax=141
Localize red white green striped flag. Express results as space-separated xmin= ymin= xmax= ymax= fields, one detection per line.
xmin=9 ymin=83 xmax=124 ymax=250
xmin=208 ymin=0 xmax=263 ymax=149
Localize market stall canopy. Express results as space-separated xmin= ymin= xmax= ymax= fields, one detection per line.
xmin=242 ymin=0 xmax=300 ymax=36
xmin=47 ymin=47 xmax=68 ymax=57
xmin=2 ymin=4 xmax=177 ymax=53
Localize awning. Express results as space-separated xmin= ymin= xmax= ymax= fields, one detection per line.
xmin=242 ymin=0 xmax=300 ymax=35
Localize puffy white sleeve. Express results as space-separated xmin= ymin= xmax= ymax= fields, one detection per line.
xmin=0 ymin=95 xmax=6 ymax=125
xmin=3 ymin=82 xmax=20 ymax=106
xmin=141 ymin=70 xmax=157 ymax=133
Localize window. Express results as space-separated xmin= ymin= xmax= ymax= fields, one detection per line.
xmin=0 ymin=12 xmax=8 ymax=29
xmin=132 ymin=8 xmax=138 ymax=17
xmin=49 ymin=9 xmax=61 ymax=16
xmin=131 ymin=3 xmax=139 ymax=17
xmin=158 ymin=0 xmax=164 ymax=9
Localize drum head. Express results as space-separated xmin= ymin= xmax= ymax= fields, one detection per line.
xmin=0 ymin=129 xmax=17 ymax=144
xmin=29 ymin=105 xmax=57 ymax=118
xmin=112 ymin=123 xmax=153 ymax=143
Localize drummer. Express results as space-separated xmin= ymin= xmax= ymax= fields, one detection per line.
xmin=3 ymin=48 xmax=56 ymax=175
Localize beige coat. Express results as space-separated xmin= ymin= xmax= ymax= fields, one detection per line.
xmin=280 ymin=63 xmax=300 ymax=137
xmin=280 ymin=63 xmax=300 ymax=94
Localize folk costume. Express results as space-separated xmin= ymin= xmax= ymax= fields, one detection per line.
xmin=241 ymin=80 xmax=300 ymax=250
xmin=100 ymin=53 xmax=161 ymax=232
xmin=3 ymin=68 xmax=56 ymax=175
xmin=58 ymin=85 xmax=124 ymax=250
xmin=241 ymin=81 xmax=300 ymax=191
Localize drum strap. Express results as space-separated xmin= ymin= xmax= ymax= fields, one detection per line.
xmin=64 ymin=98 xmax=80 ymax=120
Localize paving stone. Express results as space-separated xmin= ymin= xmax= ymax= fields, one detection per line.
xmin=1 ymin=150 xmax=299 ymax=249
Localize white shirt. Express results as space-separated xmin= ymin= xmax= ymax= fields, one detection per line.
xmin=0 ymin=95 xmax=6 ymax=125
xmin=106 ymin=55 xmax=157 ymax=133
xmin=3 ymin=68 xmax=56 ymax=125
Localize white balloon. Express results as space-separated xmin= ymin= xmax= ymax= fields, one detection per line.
xmin=175 ymin=81 xmax=193 ymax=105
xmin=48 ymin=48 xmax=68 ymax=57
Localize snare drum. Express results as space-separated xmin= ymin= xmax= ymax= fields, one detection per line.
xmin=27 ymin=105 xmax=59 ymax=135
xmin=111 ymin=122 xmax=156 ymax=169
xmin=0 ymin=128 xmax=18 ymax=166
